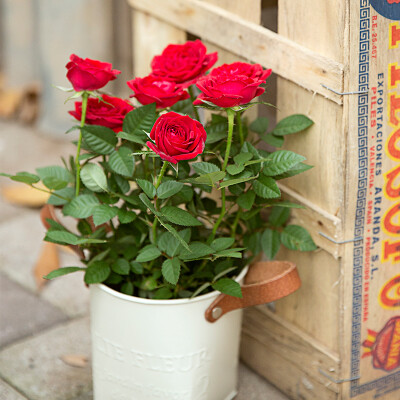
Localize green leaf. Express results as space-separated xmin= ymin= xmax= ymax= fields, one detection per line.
xmin=92 ymin=205 xmax=118 ymax=226
xmin=157 ymin=221 xmax=190 ymax=252
xmin=265 ymin=201 xmax=304 ymax=209
xmin=136 ymin=244 xmax=161 ymax=262
xmin=117 ymin=208 xmax=137 ymax=224
xmin=170 ymin=98 xmax=194 ymax=115
xmin=161 ymin=206 xmax=202 ymax=226
xmin=241 ymin=142 xmax=261 ymax=174
xmin=157 ymin=229 xmax=190 ymax=257
xmin=112 ymin=174 xmax=130 ymax=194
xmin=140 ymin=277 xmax=157 ymax=291
xmin=80 ymin=163 xmax=108 ymax=193
xmin=191 ymin=282 xmax=212 ymax=298
xmin=249 ymin=117 xmax=269 ymax=135
xmin=275 ymin=163 xmax=313 ymax=179
xmin=45 ymin=231 xmax=81 ymax=245
xmin=162 ymin=258 xmax=181 ymax=285
xmin=220 ymin=175 xmax=256 ymax=188
xmin=192 ymin=162 xmax=220 ymax=175
xmin=10 ymin=172 xmax=40 ymax=184
xmin=234 ymin=152 xmax=253 ymax=165
xmin=226 ymin=164 xmax=245 ymax=175
xmin=273 ymin=114 xmax=313 ymax=136
xmin=84 ymin=261 xmax=111 ymax=284
xmin=44 ymin=266 xmax=85 ymax=280
xmin=117 ymin=131 xmax=146 ymax=145
xmin=108 ymin=147 xmax=135 ymax=177
xmin=157 ymin=181 xmax=184 ymax=199
xmin=262 ymin=133 xmax=284 ymax=147
xmin=212 ymin=278 xmax=242 ymax=298
xmin=122 ymin=103 xmax=156 ymax=139
xmin=130 ymin=261 xmax=144 ymax=274
xmin=262 ymin=150 xmax=306 ymax=176
xmin=269 ymin=206 xmax=290 ymax=227
xmin=81 ymin=125 xmax=117 ymax=155
xmin=180 ymin=242 xmax=213 ymax=260
xmin=211 ymin=237 xmax=235 ymax=252
xmin=121 ymin=281 xmax=134 ymax=295
xmin=281 ymin=225 xmax=317 ymax=251
xmin=261 ymin=229 xmax=281 ymax=260
xmin=252 ymin=176 xmax=281 ymax=199
xmin=88 ymin=249 xmax=111 ymax=266
xmin=47 ymin=187 xmax=75 ymax=205
xmin=138 ymin=193 xmax=158 ymax=215
xmin=153 ymin=287 xmax=173 ymax=299
xmin=205 ymin=121 xmax=228 ymax=144
xmin=36 ymin=166 xmax=72 ymax=190
xmin=214 ymin=248 xmax=244 ymax=258
xmin=112 ymin=259 xmax=130 ymax=275
xmin=137 ymin=179 xmax=156 ymax=199
xmin=191 ymin=171 xmax=226 ymax=186
xmin=63 ymin=194 xmax=99 ymax=218
xmin=237 ymin=190 xmax=256 ymax=210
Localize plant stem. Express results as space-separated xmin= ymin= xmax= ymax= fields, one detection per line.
xmin=209 ymin=108 xmax=235 ymax=242
xmin=155 ymin=161 xmax=168 ymax=189
xmin=222 ymin=109 xmax=235 ymax=172
xmin=231 ymin=207 xmax=242 ymax=238
xmin=75 ymin=92 xmax=89 ymax=197
xmin=152 ymin=161 xmax=169 ymax=242
xmin=236 ymin=111 xmax=244 ymax=147
xmin=31 ymin=185 xmax=70 ymax=201
xmin=188 ymin=86 xmax=201 ymax=121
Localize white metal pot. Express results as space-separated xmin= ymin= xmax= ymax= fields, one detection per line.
xmin=90 ymin=266 xmax=248 ymax=400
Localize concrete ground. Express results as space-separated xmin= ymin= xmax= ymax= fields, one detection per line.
xmin=0 ymin=121 xmax=289 ymax=400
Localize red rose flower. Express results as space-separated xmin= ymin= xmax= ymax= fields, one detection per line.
xmin=150 ymin=40 xmax=217 ymax=86
xmin=146 ymin=112 xmax=207 ymax=164
xmin=69 ymin=94 xmax=133 ymax=133
xmin=66 ymin=54 xmax=121 ymax=92
xmin=127 ymin=76 xmax=189 ymax=109
xmin=194 ymin=62 xmax=271 ymax=108
xmin=210 ymin=62 xmax=272 ymax=82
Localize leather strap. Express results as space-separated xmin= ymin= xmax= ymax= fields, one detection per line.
xmin=40 ymin=204 xmax=85 ymax=259
xmin=205 ymin=261 xmax=301 ymax=323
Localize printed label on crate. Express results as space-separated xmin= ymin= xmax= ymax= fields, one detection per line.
xmin=351 ymin=0 xmax=400 ymax=398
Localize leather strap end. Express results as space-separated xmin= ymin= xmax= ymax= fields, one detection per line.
xmin=205 ymin=261 xmax=301 ymax=323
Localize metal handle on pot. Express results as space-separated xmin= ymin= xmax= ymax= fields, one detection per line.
xmin=205 ymin=261 xmax=301 ymax=323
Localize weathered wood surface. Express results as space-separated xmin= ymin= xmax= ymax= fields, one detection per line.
xmin=128 ymin=0 xmax=344 ymax=104
xmin=131 ymin=11 xmax=186 ymax=77
xmin=241 ymin=306 xmax=340 ymax=399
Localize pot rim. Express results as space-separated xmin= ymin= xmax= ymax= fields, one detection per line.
xmin=94 ymin=265 xmax=249 ymax=305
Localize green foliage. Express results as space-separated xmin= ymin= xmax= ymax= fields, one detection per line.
xmin=1 ymin=86 xmax=316 ymax=300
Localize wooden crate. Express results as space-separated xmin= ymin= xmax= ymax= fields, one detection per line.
xmin=127 ymin=1 xmax=400 ymax=399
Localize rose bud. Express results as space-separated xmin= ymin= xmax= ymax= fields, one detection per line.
xmin=69 ymin=94 xmax=134 ymax=133
xmin=146 ymin=112 xmax=207 ymax=164
xmin=150 ymin=40 xmax=217 ymax=86
xmin=194 ymin=62 xmax=271 ymax=108
xmin=127 ymin=76 xmax=190 ymax=109
xmin=66 ymin=54 xmax=121 ymax=92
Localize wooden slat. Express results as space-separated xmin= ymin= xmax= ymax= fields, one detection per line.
xmin=131 ymin=11 xmax=186 ymax=77
xmin=279 ymin=183 xmax=342 ymax=258
xmin=128 ymin=0 xmax=344 ymax=104
xmin=241 ymin=306 xmax=340 ymax=399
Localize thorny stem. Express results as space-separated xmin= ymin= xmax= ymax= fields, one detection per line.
xmin=236 ymin=111 xmax=244 ymax=147
xmin=231 ymin=207 xmax=242 ymax=238
xmin=152 ymin=161 xmax=169 ymax=242
xmin=75 ymin=92 xmax=89 ymax=197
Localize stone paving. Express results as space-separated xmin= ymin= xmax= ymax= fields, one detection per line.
xmin=0 ymin=121 xmax=288 ymax=400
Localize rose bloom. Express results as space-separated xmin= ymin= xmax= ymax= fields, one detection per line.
xmin=194 ymin=62 xmax=271 ymax=108
xmin=127 ymin=76 xmax=189 ymax=109
xmin=146 ymin=112 xmax=207 ymax=164
xmin=150 ymin=40 xmax=217 ymax=86
xmin=69 ymin=94 xmax=134 ymax=132
xmin=66 ymin=54 xmax=121 ymax=92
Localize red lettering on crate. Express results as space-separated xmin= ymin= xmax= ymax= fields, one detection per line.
xmin=390 ymin=93 xmax=400 ymax=126
xmin=383 ymin=239 xmax=400 ymax=263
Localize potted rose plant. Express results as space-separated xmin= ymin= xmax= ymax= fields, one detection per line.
xmin=1 ymin=40 xmax=316 ymax=400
